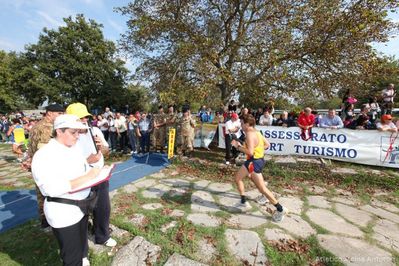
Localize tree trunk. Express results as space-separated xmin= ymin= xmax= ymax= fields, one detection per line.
xmin=218 ymin=80 xmax=229 ymax=103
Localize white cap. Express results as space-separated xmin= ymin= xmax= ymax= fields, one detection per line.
xmin=54 ymin=114 xmax=88 ymax=130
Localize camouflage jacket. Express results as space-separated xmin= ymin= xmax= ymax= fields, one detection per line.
xmin=153 ymin=113 xmax=166 ymax=128
xmin=166 ymin=113 xmax=178 ymax=128
xmin=27 ymin=117 xmax=53 ymax=158
xmin=179 ymin=115 xmax=196 ymax=135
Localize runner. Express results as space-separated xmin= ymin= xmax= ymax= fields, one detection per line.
xmin=231 ymin=114 xmax=287 ymax=222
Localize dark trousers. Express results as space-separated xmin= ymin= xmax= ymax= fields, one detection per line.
xmin=381 ymin=102 xmax=393 ymax=115
xmin=140 ymin=131 xmax=150 ymax=153
xmin=109 ymin=131 xmax=117 ymax=150
xmin=102 ymin=130 xmax=109 ymax=143
xmin=225 ymin=134 xmax=239 ymax=161
xmin=92 ymin=181 xmax=110 ymax=244
xmin=128 ymin=130 xmax=136 ymax=152
xmin=119 ymin=131 xmax=128 ymax=152
xmin=52 ymin=215 xmax=88 ymax=266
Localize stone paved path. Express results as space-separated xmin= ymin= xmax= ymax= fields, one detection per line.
xmin=100 ymin=166 xmax=399 ymax=265
xmin=1 ymin=145 xmax=397 ymax=265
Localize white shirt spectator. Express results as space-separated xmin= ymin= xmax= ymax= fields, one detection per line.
xmin=225 ymin=119 xmax=242 ymax=138
xmin=76 ymin=126 xmax=108 ymax=168
xmin=115 ymin=116 xmax=127 ymax=133
xmin=382 ymin=88 xmax=395 ymax=103
xmin=97 ymin=118 xmax=109 ymax=131
xmin=32 ymin=139 xmax=90 ymax=228
xmin=108 ymin=118 xmax=117 ymax=132
xmin=377 ymin=121 xmax=397 ymax=131
xmin=259 ymin=114 xmax=273 ymax=126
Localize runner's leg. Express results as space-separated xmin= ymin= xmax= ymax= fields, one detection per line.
xmin=235 ymin=166 xmax=249 ymax=202
xmin=251 ymin=173 xmax=278 ymax=205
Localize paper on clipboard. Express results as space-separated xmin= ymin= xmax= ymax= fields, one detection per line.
xmin=70 ymin=164 xmax=115 ymax=193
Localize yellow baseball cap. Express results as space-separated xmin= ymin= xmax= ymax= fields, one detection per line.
xmin=66 ymin=103 xmax=91 ymax=118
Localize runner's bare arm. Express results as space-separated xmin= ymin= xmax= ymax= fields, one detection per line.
xmin=233 ymin=132 xmax=255 ymax=157
xmin=263 ymin=135 xmax=270 ymax=150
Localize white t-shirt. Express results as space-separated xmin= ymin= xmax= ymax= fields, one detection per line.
xmin=32 ymin=139 xmax=90 ymax=228
xmin=108 ymin=118 xmax=117 ymax=132
xmin=115 ymin=116 xmax=127 ymax=133
xmin=76 ymin=126 xmax=108 ymax=168
xmin=382 ymin=89 xmax=395 ymax=103
xmin=97 ymin=118 xmax=109 ymax=131
xmin=225 ymin=119 xmax=242 ymax=138
xmin=259 ymin=115 xmax=273 ymax=126
xmin=376 ymin=122 xmax=396 ymax=130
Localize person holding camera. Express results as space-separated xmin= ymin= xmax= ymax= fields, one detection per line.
xmin=381 ymin=83 xmax=395 ymax=115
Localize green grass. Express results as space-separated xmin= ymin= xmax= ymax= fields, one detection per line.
xmin=110 ymin=188 xmax=238 ymax=265
xmin=0 ymin=220 xmax=61 ymax=266
xmin=265 ymin=244 xmax=307 ymax=266
xmin=392 ymin=252 xmax=399 ymax=266
xmin=104 ymin=152 xmax=131 ymax=164
xmin=362 ymin=219 xmax=376 ymax=245
xmin=1 ymin=148 xmax=399 ymax=265
xmin=305 ymin=236 xmax=345 ymax=266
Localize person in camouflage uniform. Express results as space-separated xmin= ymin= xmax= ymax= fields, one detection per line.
xmin=153 ymin=106 xmax=167 ymax=153
xmin=166 ymin=105 xmax=178 ymax=151
xmin=27 ymin=104 xmax=65 ymax=229
xmin=179 ymin=107 xmax=196 ymax=156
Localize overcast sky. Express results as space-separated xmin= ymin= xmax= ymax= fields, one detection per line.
xmin=0 ymin=0 xmax=398 ymax=72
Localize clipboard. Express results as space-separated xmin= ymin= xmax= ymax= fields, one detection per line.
xmin=70 ymin=164 xmax=115 ymax=193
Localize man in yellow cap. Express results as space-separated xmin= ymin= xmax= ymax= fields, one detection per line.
xmin=66 ymin=103 xmax=117 ymax=248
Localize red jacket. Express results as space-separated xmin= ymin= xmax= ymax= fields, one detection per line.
xmin=297 ymin=112 xmax=315 ymax=127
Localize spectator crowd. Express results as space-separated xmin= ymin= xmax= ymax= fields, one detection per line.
xmin=0 ymin=83 xmax=397 ymax=162
xmin=0 ymin=83 xmax=396 ymax=265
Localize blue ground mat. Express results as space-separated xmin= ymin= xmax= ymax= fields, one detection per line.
xmin=0 ymin=153 xmax=169 ymax=233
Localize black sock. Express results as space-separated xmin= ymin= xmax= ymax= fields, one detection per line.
xmin=274 ymin=203 xmax=283 ymax=212
xmin=241 ymin=195 xmax=246 ymax=204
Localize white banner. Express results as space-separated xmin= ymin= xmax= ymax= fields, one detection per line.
xmin=218 ymin=124 xmax=399 ymax=168
xmin=194 ymin=123 xmax=218 ymax=148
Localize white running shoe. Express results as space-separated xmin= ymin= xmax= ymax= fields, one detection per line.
xmin=104 ymin=237 xmax=117 ymax=247
xmin=234 ymin=201 xmax=252 ymax=212
xmin=272 ymin=207 xmax=288 ymax=223
xmin=256 ymin=195 xmax=269 ymax=205
xmin=82 ymin=257 xmax=90 ymax=266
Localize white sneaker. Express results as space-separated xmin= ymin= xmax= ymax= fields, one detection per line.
xmin=82 ymin=257 xmax=90 ymax=266
xmin=256 ymin=195 xmax=269 ymax=205
xmin=234 ymin=201 xmax=252 ymax=212
xmin=225 ymin=161 xmax=230 ymax=165
xmin=104 ymin=237 xmax=117 ymax=247
xmin=272 ymin=207 xmax=288 ymax=223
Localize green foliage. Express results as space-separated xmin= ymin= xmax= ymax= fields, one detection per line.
xmin=15 ymin=14 xmax=129 ymax=109
xmin=0 ymin=51 xmax=35 ymax=112
xmin=353 ymin=57 xmax=399 ymax=106
xmin=117 ymin=0 xmax=399 ymax=105
xmin=95 ymin=83 xmax=153 ymax=113
xmin=0 ymin=51 xmax=15 ymax=112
